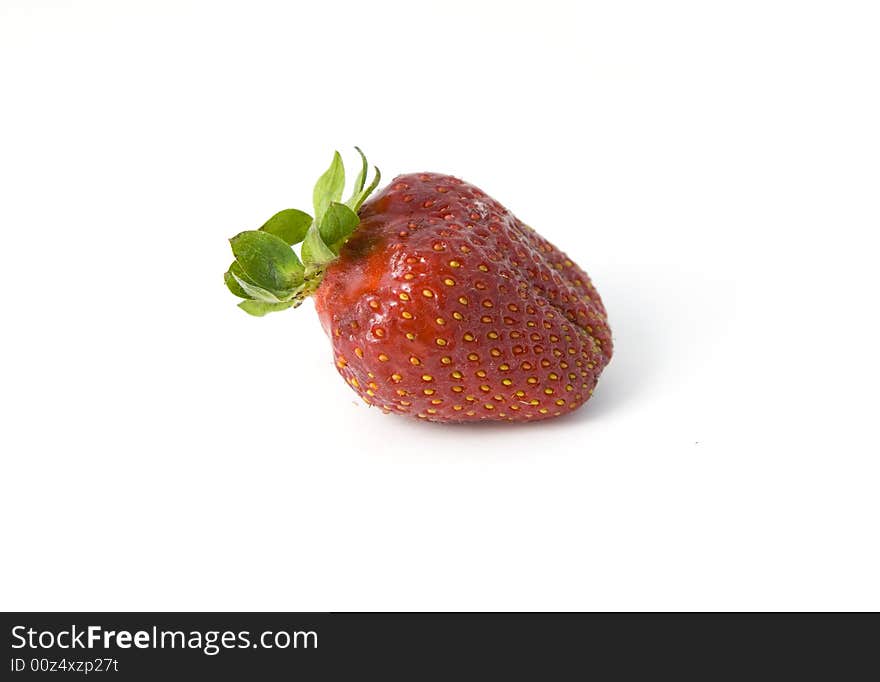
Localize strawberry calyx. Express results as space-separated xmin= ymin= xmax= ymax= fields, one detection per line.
xmin=223 ymin=148 xmax=381 ymax=316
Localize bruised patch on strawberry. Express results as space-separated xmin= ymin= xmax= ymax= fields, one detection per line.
xmin=225 ymin=150 xmax=612 ymax=423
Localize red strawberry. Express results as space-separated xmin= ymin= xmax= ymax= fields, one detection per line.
xmin=225 ymin=150 xmax=612 ymax=422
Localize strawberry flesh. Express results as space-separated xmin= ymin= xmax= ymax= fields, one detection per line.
xmin=314 ymin=173 xmax=612 ymax=422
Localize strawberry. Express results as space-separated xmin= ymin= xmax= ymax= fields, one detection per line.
xmin=225 ymin=150 xmax=612 ymax=422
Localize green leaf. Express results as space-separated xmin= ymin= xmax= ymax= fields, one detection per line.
xmin=352 ymin=165 xmax=381 ymax=211
xmin=238 ymin=299 xmax=296 ymax=316
xmin=346 ymin=146 xmax=368 ymax=207
xmin=260 ymin=209 xmax=313 ymax=245
xmin=230 ymin=270 xmax=285 ymax=303
xmin=312 ymin=151 xmax=345 ymax=221
xmin=319 ymin=202 xmax=359 ymax=251
xmin=301 ymin=222 xmax=337 ymax=270
xmin=230 ymin=230 xmax=304 ymax=292
xmin=224 ymin=265 xmax=252 ymax=299
xmin=345 ymin=149 xmax=381 ymax=211
xmin=227 ymin=261 xmax=294 ymax=301
xmin=224 ymin=148 xmax=383 ymax=312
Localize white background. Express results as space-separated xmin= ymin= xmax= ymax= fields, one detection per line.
xmin=1 ymin=0 xmax=878 ymax=611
